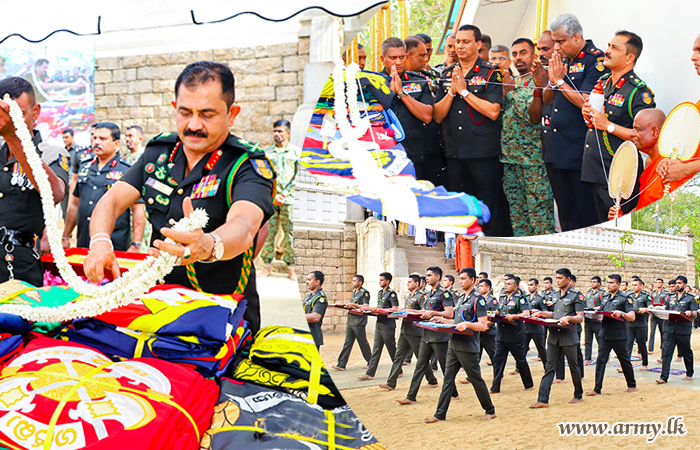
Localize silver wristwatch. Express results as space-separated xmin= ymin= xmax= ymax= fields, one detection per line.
xmin=201 ymin=232 xmax=224 ymax=263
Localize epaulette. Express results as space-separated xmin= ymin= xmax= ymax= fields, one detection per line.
xmin=148 ymin=131 xmax=178 ymax=144
xmin=482 ymin=60 xmax=498 ymax=69
xmin=405 ymin=70 xmax=423 ymax=78
xmin=629 ymin=76 xmax=647 ymax=88
xmin=234 ymin=137 xmax=266 ymax=159
xmin=589 ymin=47 xmax=604 ymax=56
xmin=600 ymin=72 xmax=611 ymax=80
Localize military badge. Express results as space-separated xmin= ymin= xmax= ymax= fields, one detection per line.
xmin=608 ymin=94 xmax=625 ymax=107
xmin=106 ymin=170 xmax=123 ymax=181
xmin=251 ymin=158 xmax=275 ymax=179
xmin=191 ymin=174 xmax=221 ymax=199
xmin=579 ymin=294 xmax=584 ymax=301
xmin=145 ymin=163 xmax=156 ymax=173
xmin=78 ymin=167 xmax=89 ymax=177
xmin=157 ymin=153 xmax=168 ymax=164
xmin=155 ymin=166 xmax=168 ymax=180
xmin=479 ymin=299 xmax=485 ymax=306
xmin=167 ymin=176 xmax=178 ymax=187
xmin=145 ymin=177 xmax=174 ymax=196
xmin=58 ymin=155 xmax=69 ymax=171
xmin=569 ymin=63 xmax=585 ymax=73
xmin=596 ymin=57 xmax=605 ymax=72
xmin=403 ymin=83 xmax=422 ymax=94
xmin=469 ymin=76 xmax=487 ymax=86
xmin=643 ymin=92 xmax=652 ymax=105
xmin=473 ymin=65 xmax=480 ymax=72
xmin=155 ymin=194 xmax=170 ymax=206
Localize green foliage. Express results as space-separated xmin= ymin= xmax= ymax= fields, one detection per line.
xmin=608 ymin=230 xmax=635 ymax=279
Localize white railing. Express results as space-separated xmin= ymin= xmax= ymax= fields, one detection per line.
xmin=293 ymin=167 xmax=348 ymax=229
xmin=479 ymin=227 xmax=689 ymax=258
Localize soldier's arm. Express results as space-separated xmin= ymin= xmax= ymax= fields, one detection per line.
xmin=62 ymin=186 xmax=80 ymax=246
xmin=464 ymin=68 xmax=502 ymax=121
xmin=433 ymin=89 xmax=454 ymax=124
xmin=306 ymin=312 xmax=323 ymax=323
xmin=128 ymin=203 xmax=146 ymax=252
xmin=399 ymin=92 xmax=433 ymax=124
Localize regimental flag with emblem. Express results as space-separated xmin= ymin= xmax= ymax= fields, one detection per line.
xmin=0 ymin=337 xmax=218 ymax=450
xmin=302 ymin=68 xmax=490 ymax=235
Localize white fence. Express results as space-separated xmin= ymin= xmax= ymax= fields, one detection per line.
xmin=293 ymin=167 xmax=348 ymax=230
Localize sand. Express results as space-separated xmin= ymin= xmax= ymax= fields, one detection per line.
xmin=320 ymin=327 xmax=700 ymax=450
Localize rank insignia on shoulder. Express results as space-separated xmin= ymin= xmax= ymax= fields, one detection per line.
xmin=251 ymin=158 xmax=275 ymax=179
xmin=238 ymin=138 xmax=264 ymax=154
xmin=643 ymin=92 xmax=652 ymax=104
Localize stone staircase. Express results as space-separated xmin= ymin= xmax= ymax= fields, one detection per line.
xmin=395 ymin=235 xmax=459 ymax=281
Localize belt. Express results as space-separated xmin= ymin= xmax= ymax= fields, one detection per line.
xmin=0 ymin=227 xmax=38 ymax=248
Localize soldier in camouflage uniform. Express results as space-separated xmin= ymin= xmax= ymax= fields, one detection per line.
xmin=260 ymin=119 xmax=300 ymax=280
xmin=500 ymin=38 xmax=554 ymax=236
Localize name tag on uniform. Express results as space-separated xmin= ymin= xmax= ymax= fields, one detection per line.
xmin=608 ymin=93 xmax=625 ymax=107
xmin=106 ymin=170 xmax=123 ymax=180
xmin=569 ymin=63 xmax=585 ymax=73
xmin=145 ymin=177 xmax=174 ymax=196
xmin=403 ymin=83 xmax=422 ymax=94
xmin=469 ymin=76 xmax=486 ymax=86
xmin=191 ymin=174 xmax=220 ymax=199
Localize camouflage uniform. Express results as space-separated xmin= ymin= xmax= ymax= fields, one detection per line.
xmin=500 ymin=74 xmax=554 ymax=236
xmin=260 ymin=142 xmax=300 ymax=266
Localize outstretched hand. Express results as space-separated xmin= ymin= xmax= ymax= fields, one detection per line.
xmin=152 ymin=197 xmax=214 ymax=264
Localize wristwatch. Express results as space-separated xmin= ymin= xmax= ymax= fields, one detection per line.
xmin=397 ymin=91 xmax=407 ymax=100
xmin=460 ymin=89 xmax=470 ymax=98
xmin=607 ymin=123 xmax=616 ymax=134
xmin=556 ymin=79 xmax=565 ymax=88
xmin=202 ymin=232 xmax=224 ymax=263
xmin=131 ymin=241 xmax=142 ymax=249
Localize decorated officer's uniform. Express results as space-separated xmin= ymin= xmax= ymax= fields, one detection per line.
xmin=404 ymin=285 xmax=455 ymax=401
xmin=383 ymin=68 xmax=444 ymax=187
xmin=626 ymin=289 xmax=652 ymax=366
xmin=385 ymin=289 xmax=439 ymax=389
xmin=581 ymin=70 xmax=655 ymax=221
xmin=436 ymin=59 xmax=508 ymax=236
xmin=71 ymin=146 xmax=94 ymax=174
xmin=659 ymin=291 xmax=698 ymax=382
xmin=536 ymin=286 xmax=584 ymax=404
xmin=592 ymin=290 xmax=636 ymax=393
xmin=363 ymin=286 xmax=399 ymax=377
xmin=303 ymin=288 xmax=328 ymax=347
xmin=525 ymin=291 xmax=548 ymax=368
xmin=434 ymin=288 xmax=495 ymax=420
xmin=649 ymin=287 xmax=666 ymax=353
xmin=0 ymin=131 xmax=69 ymax=286
xmin=74 ymin=155 xmax=135 ymax=251
xmin=336 ymin=286 xmax=372 ymax=369
xmin=490 ymin=290 xmax=533 ymax=392
xmin=583 ymin=287 xmax=604 ymax=361
xmin=549 ymin=41 xmax=609 ymax=231
xmin=120 ymin=132 xmax=275 ymax=335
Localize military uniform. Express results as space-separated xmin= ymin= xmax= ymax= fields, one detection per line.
xmin=549 ymin=41 xmax=609 ymax=231
xmin=525 ymin=291 xmax=548 ymax=368
xmin=335 ymin=286 xmax=372 ymax=369
xmin=583 ymin=287 xmax=604 ymax=361
xmin=303 ymin=288 xmax=328 ymax=348
xmin=500 ymin=74 xmax=554 ymax=236
xmin=536 ymin=286 xmax=584 ymax=404
xmin=74 ymin=155 xmax=136 ymax=251
xmin=626 ymin=289 xmax=653 ymax=366
xmin=120 ymin=132 xmax=275 ymax=335
xmin=0 ymin=131 xmax=69 ymax=286
xmin=436 ymin=60 xmax=509 ymax=236
xmin=480 ymin=292 xmax=499 ymax=364
xmin=433 ymin=289 xmax=494 ymax=420
xmin=490 ymin=291 xmax=533 ymax=392
xmin=581 ymin=70 xmax=655 ymax=221
xmin=649 ymin=288 xmax=666 ymax=352
xmin=364 ymin=286 xmax=399 ymax=377
xmin=384 ymin=289 xmax=439 ymax=389
xmin=404 ymin=285 xmax=455 ymax=401
xmin=260 ymin=141 xmax=301 ymax=267
xmin=383 ymin=69 xmax=445 ymax=187
xmin=592 ymin=291 xmax=636 ymax=393
xmin=71 ymin=146 xmax=94 ymax=175
xmin=659 ymin=291 xmax=698 ymax=382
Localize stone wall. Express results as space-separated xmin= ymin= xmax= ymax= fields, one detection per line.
xmin=294 ymin=225 xmax=358 ymax=333
xmin=479 ymin=242 xmax=695 ymax=285
xmin=94 ymin=38 xmax=309 ymax=148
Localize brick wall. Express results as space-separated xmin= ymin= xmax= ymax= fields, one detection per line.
xmin=94 ymin=38 xmax=309 ymax=148
xmin=295 ymin=225 xmax=358 ymax=333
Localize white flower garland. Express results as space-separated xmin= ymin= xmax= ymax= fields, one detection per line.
xmin=0 ymin=95 xmax=208 ymax=323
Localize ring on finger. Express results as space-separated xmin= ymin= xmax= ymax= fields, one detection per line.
xmin=183 ymin=246 xmax=191 ymax=259
xmin=175 ymin=257 xmax=182 ymax=266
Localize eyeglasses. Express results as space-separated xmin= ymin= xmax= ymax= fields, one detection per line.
xmin=490 ymin=56 xmax=508 ymax=61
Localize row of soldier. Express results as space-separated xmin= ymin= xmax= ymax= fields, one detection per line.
xmin=312 ymin=267 xmax=698 ymax=422
xmin=350 ymin=14 xmax=700 ymax=237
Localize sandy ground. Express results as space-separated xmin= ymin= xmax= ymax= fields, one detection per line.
xmin=319 ymin=325 xmax=700 ymax=450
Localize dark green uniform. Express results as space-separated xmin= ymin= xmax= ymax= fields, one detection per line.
xmin=120 ymin=132 xmax=275 ymax=335
xmin=659 ymin=291 xmax=698 ymax=382
xmin=649 ymin=288 xmax=666 ymax=352
xmin=0 ymin=131 xmax=69 ymax=286
xmin=491 ymin=291 xmax=533 ymax=392
xmin=592 ymin=291 xmax=636 ymax=393
xmin=404 ymin=285 xmax=454 ymax=401
xmin=304 ymin=289 xmax=328 ymax=348
xmin=336 ymin=287 xmax=372 ymax=368
xmin=584 ymin=287 xmax=604 ymax=361
xmin=481 ymin=292 xmax=498 ymax=364
xmin=626 ymin=290 xmax=652 ymax=366
xmin=364 ymin=287 xmax=399 ymax=377
xmin=525 ymin=291 xmax=548 ymax=368
xmin=537 ymin=286 xmax=584 ymax=404
xmin=434 ymin=289 xmax=494 ymax=420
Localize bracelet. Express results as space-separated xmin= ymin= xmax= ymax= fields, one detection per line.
xmin=62 ymin=237 xmax=70 ymax=240
xmin=91 ymin=232 xmax=110 ymax=240
xmin=89 ymin=237 xmax=113 ymax=250
xmin=448 ymin=91 xmax=456 ymax=97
